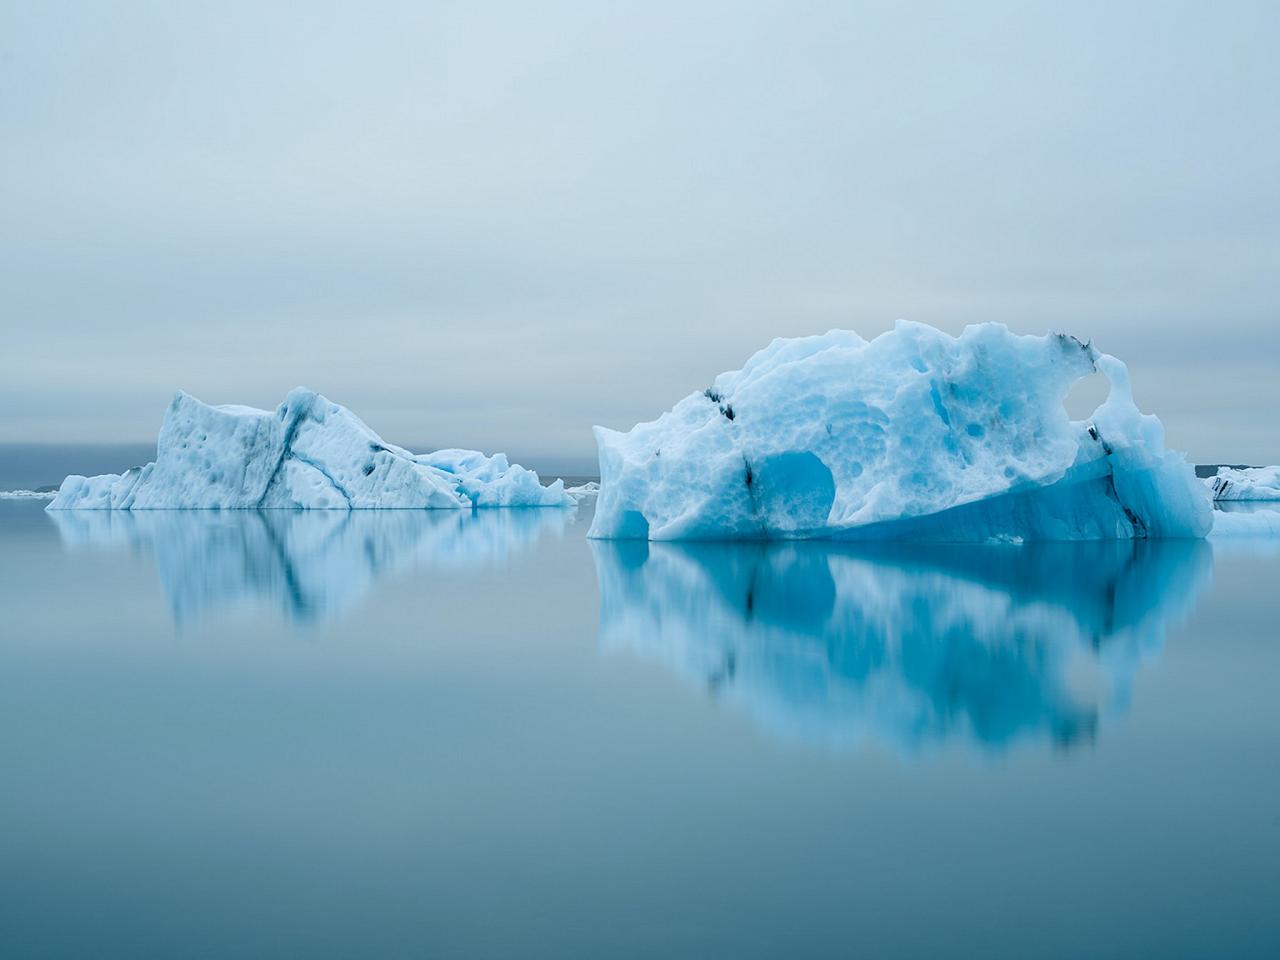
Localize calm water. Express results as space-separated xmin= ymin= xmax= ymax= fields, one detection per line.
xmin=1 ymin=494 xmax=1279 ymax=958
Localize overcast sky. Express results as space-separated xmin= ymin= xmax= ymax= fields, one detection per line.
xmin=2 ymin=0 xmax=1277 ymax=468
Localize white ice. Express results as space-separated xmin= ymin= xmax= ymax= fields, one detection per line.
xmin=1209 ymin=508 xmax=1280 ymax=538
xmin=589 ymin=321 xmax=1213 ymax=541
xmin=47 ymin=388 xmax=574 ymax=510
xmin=1206 ymin=465 xmax=1280 ymax=501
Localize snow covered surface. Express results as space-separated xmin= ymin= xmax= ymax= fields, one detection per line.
xmin=50 ymin=506 xmax=574 ymax=624
xmin=47 ymin=388 xmax=573 ymax=510
xmin=593 ymin=538 xmax=1210 ymax=753
xmin=589 ymin=321 xmax=1212 ymax=542
xmin=1206 ymin=466 xmax=1280 ymax=501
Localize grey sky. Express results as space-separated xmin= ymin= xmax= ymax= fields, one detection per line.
xmin=2 ymin=0 xmax=1277 ymax=467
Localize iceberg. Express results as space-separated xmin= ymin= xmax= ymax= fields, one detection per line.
xmin=592 ymin=538 xmax=1211 ymax=753
xmin=1206 ymin=465 xmax=1280 ymax=501
xmin=47 ymin=388 xmax=573 ymax=510
xmin=1209 ymin=507 xmax=1280 ymax=538
xmin=589 ymin=321 xmax=1212 ymax=541
xmin=0 ymin=489 xmax=55 ymax=500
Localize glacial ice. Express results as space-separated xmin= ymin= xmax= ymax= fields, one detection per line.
xmin=47 ymin=388 xmax=574 ymax=510
xmin=1209 ymin=507 xmax=1280 ymax=538
xmin=1206 ymin=466 xmax=1280 ymax=501
xmin=592 ymin=538 xmax=1211 ymax=753
xmin=589 ymin=321 xmax=1213 ymax=542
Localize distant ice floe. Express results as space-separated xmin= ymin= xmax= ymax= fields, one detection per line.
xmin=1209 ymin=507 xmax=1280 ymax=538
xmin=590 ymin=322 xmax=1212 ymax=541
xmin=1206 ymin=465 xmax=1280 ymax=501
xmin=0 ymin=489 xmax=55 ymax=499
xmin=47 ymin=388 xmax=573 ymax=510
xmin=50 ymin=507 xmax=574 ymax=625
xmin=566 ymin=481 xmax=600 ymax=498
xmin=593 ymin=537 xmax=1212 ymax=754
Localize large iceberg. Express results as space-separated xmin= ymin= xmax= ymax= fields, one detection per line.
xmin=48 ymin=388 xmax=573 ymax=510
xmin=589 ymin=321 xmax=1212 ymax=541
xmin=1206 ymin=466 xmax=1280 ymax=501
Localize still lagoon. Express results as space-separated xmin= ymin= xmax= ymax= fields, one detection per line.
xmin=1 ymin=491 xmax=1277 ymax=957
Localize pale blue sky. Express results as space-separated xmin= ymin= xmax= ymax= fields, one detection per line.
xmin=2 ymin=0 xmax=1277 ymax=465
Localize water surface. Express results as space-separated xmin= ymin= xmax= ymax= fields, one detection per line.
xmin=2 ymin=497 xmax=1278 ymax=958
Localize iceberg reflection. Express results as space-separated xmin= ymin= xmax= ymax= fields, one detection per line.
xmin=592 ymin=538 xmax=1212 ymax=754
xmin=51 ymin=508 xmax=574 ymax=625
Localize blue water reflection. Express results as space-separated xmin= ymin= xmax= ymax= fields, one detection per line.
xmin=49 ymin=508 xmax=574 ymax=625
xmin=592 ymin=539 xmax=1212 ymax=754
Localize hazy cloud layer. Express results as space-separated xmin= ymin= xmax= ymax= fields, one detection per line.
xmin=3 ymin=1 xmax=1277 ymax=466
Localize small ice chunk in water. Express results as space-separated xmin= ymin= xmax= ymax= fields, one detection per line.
xmin=1206 ymin=465 xmax=1280 ymax=502
xmin=1209 ymin=508 xmax=1280 ymax=538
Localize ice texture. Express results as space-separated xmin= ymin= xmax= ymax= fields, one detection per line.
xmin=47 ymin=388 xmax=573 ymax=510
xmin=592 ymin=538 xmax=1210 ymax=753
xmin=1209 ymin=507 xmax=1280 ymax=538
xmin=589 ymin=321 xmax=1212 ymax=541
xmin=1206 ymin=466 xmax=1280 ymax=501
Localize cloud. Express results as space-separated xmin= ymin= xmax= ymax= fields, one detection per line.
xmin=3 ymin=1 xmax=1278 ymax=464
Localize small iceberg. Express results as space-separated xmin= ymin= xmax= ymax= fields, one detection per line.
xmin=589 ymin=321 xmax=1212 ymax=541
xmin=1209 ymin=507 xmax=1280 ymax=538
xmin=566 ymin=481 xmax=600 ymax=499
xmin=1206 ymin=465 xmax=1280 ymax=501
xmin=0 ymin=489 xmax=56 ymax=500
xmin=47 ymin=388 xmax=574 ymax=510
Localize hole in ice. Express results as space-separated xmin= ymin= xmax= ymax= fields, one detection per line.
xmin=615 ymin=510 xmax=650 ymax=539
xmin=362 ymin=463 xmax=375 ymax=476
xmin=1064 ymin=371 xmax=1108 ymax=419
xmin=966 ymin=423 xmax=985 ymax=438
xmin=752 ymin=451 xmax=835 ymax=532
